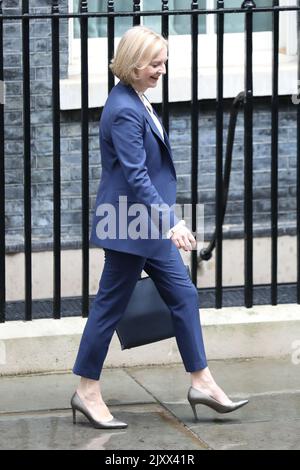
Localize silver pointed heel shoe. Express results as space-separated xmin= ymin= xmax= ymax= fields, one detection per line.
xmin=187 ymin=386 xmax=249 ymax=422
xmin=70 ymin=392 xmax=128 ymax=429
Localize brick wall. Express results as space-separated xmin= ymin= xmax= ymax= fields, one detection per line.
xmin=2 ymin=1 xmax=298 ymax=252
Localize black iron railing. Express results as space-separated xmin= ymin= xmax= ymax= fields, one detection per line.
xmin=0 ymin=1 xmax=4 ymax=323
xmin=0 ymin=0 xmax=299 ymax=322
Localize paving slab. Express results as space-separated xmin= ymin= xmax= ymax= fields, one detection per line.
xmin=126 ymin=357 xmax=300 ymax=450
xmin=0 ymin=404 xmax=206 ymax=451
xmin=127 ymin=357 xmax=300 ymax=401
xmin=164 ymin=392 xmax=300 ymax=450
xmin=1 ymin=358 xmax=299 ymax=450
xmin=190 ymin=417 xmax=300 ymax=450
xmin=0 ymin=369 xmax=154 ymax=414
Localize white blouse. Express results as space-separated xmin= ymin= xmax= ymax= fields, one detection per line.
xmin=136 ymin=91 xmax=165 ymax=141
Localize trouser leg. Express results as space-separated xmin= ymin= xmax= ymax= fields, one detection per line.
xmin=144 ymin=244 xmax=207 ymax=372
xmin=73 ymin=249 xmax=145 ymax=380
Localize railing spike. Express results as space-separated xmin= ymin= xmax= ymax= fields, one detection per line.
xmin=51 ymin=1 xmax=59 ymax=14
xmin=162 ymin=0 xmax=169 ymax=11
xmin=241 ymin=0 xmax=256 ymax=8
xmin=80 ymin=0 xmax=88 ymax=13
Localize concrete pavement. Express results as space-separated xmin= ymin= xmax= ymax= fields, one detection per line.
xmin=0 ymin=357 xmax=299 ymax=450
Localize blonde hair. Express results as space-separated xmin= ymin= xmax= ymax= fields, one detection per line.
xmin=110 ymin=26 xmax=168 ymax=85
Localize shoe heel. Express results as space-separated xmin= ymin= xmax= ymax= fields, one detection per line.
xmin=72 ymin=407 xmax=76 ymax=424
xmin=189 ymin=401 xmax=198 ymax=422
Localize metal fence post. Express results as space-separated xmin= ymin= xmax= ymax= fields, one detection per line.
xmin=271 ymin=0 xmax=279 ymax=305
xmin=191 ymin=0 xmax=199 ymax=286
xmin=22 ymin=0 xmax=32 ymax=320
xmin=215 ymin=0 xmax=224 ymax=308
xmin=241 ymin=0 xmax=255 ymax=308
xmin=161 ymin=0 xmax=169 ymax=134
xmin=80 ymin=0 xmax=90 ymax=317
xmin=297 ymin=0 xmax=300 ymax=304
xmin=52 ymin=1 xmax=61 ymax=319
xmin=133 ymin=0 xmax=141 ymax=26
xmin=107 ymin=0 xmax=115 ymax=92
xmin=0 ymin=0 xmax=5 ymax=322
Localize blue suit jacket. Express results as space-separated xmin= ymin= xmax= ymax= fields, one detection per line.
xmin=90 ymin=81 xmax=179 ymax=261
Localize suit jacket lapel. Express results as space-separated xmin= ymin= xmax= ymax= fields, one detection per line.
xmin=117 ymin=82 xmax=177 ymax=179
xmin=143 ymin=109 xmax=165 ymax=146
xmin=143 ymin=109 xmax=176 ymax=179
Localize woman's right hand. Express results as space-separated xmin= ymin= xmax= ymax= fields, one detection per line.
xmin=171 ymin=227 xmax=197 ymax=251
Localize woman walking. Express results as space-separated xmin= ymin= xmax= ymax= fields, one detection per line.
xmin=71 ymin=26 xmax=248 ymax=429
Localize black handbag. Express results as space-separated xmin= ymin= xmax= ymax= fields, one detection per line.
xmin=116 ymin=265 xmax=190 ymax=350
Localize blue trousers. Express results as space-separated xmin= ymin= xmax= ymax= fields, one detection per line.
xmin=73 ymin=244 xmax=207 ymax=380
